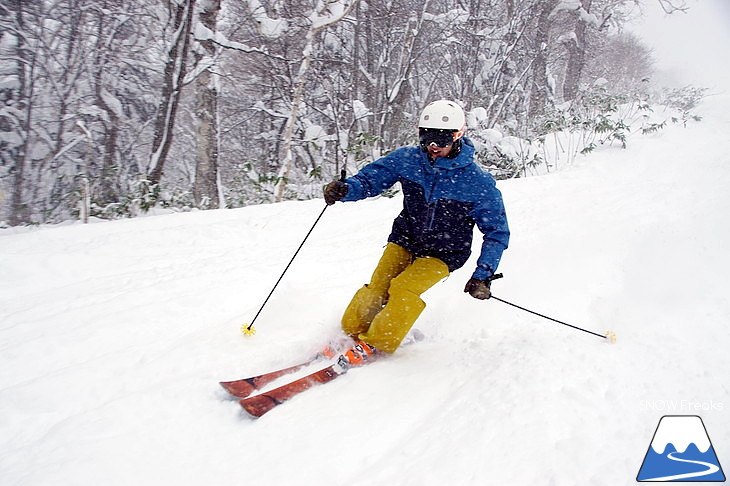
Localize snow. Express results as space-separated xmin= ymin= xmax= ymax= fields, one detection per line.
xmin=303 ymin=121 xmax=333 ymax=143
xmin=551 ymin=0 xmax=600 ymax=27
xmin=100 ymin=89 xmax=124 ymax=119
xmin=422 ymin=8 xmax=470 ymax=24
xmin=556 ymin=31 xmax=578 ymax=45
xmin=246 ymin=0 xmax=288 ymax=38
xmin=1 ymin=96 xmax=730 ymax=485
xmin=191 ymin=23 xmax=261 ymax=56
xmin=0 ymin=75 xmax=20 ymax=91
xmin=309 ymin=0 xmax=355 ymax=31
xmin=352 ymin=99 xmax=370 ymax=120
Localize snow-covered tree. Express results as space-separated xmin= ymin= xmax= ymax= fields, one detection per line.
xmin=192 ymin=0 xmax=222 ymax=209
xmin=1 ymin=0 xmax=671 ymax=225
xmin=147 ymin=0 xmax=196 ymax=187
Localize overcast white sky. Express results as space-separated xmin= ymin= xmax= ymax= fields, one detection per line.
xmin=629 ymin=0 xmax=730 ymax=91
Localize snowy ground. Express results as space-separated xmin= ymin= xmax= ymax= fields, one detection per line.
xmin=1 ymin=95 xmax=729 ymax=485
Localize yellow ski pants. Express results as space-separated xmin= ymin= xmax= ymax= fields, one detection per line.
xmin=342 ymin=243 xmax=449 ymax=353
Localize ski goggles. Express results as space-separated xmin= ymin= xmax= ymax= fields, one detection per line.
xmin=419 ymin=127 xmax=458 ymax=148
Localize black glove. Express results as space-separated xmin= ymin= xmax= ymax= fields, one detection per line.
xmin=464 ymin=277 xmax=491 ymax=300
xmin=324 ymin=180 xmax=348 ymax=205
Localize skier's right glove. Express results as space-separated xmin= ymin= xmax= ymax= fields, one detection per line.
xmin=324 ymin=180 xmax=348 ymax=205
xmin=464 ymin=278 xmax=491 ymax=300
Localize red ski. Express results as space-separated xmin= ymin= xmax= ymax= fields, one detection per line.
xmin=224 ymin=330 xmax=424 ymax=415
xmin=219 ymin=357 xmax=319 ymax=398
xmin=239 ymin=364 xmax=345 ymax=417
xmin=219 ymin=336 xmax=357 ymax=398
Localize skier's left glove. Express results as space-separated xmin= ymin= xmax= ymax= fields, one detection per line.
xmin=464 ymin=278 xmax=491 ymax=300
xmin=324 ymin=180 xmax=348 ymax=205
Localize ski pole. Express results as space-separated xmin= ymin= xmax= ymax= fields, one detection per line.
xmin=242 ymin=204 xmax=328 ymax=336
xmin=488 ymin=279 xmax=616 ymax=343
xmin=242 ymin=169 xmax=346 ymax=336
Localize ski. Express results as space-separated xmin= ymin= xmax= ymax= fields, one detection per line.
xmin=223 ymin=329 xmax=425 ymax=411
xmin=239 ymin=363 xmax=346 ymax=418
xmin=219 ymin=358 xmax=320 ymax=398
xmin=219 ymin=336 xmax=357 ymax=398
xmin=240 ymin=340 xmax=388 ymax=418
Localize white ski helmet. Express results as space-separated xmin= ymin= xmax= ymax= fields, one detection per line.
xmin=418 ymin=100 xmax=466 ymax=139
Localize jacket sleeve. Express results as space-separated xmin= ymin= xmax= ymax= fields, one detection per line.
xmin=470 ymin=186 xmax=510 ymax=280
xmin=341 ymin=149 xmax=406 ymax=201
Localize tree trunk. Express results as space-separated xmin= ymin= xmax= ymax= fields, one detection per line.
xmin=273 ymin=30 xmax=312 ymax=203
xmin=148 ymin=0 xmax=195 ymax=186
xmin=93 ymin=3 xmax=120 ymax=204
xmin=193 ymin=0 xmax=222 ymax=209
xmin=5 ymin=1 xmax=33 ymax=225
xmin=528 ymin=0 xmax=558 ymax=120
xmin=273 ymin=0 xmax=359 ymax=202
xmin=563 ymin=0 xmax=592 ymax=101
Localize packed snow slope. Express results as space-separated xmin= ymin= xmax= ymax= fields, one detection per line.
xmin=1 ymin=97 xmax=729 ymax=486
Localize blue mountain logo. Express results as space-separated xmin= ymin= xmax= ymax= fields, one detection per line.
xmin=637 ymin=415 xmax=725 ymax=482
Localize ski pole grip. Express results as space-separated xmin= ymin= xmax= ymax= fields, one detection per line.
xmin=487 ymin=273 xmax=503 ymax=282
xmin=340 ymin=168 xmax=346 ymax=182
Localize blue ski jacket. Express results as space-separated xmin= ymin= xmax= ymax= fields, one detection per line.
xmin=342 ymin=138 xmax=509 ymax=280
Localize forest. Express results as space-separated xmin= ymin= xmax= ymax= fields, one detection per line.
xmin=0 ymin=0 xmax=692 ymax=226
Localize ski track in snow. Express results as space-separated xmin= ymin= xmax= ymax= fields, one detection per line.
xmin=1 ymin=96 xmax=730 ymax=485
xmin=643 ymin=452 xmax=720 ymax=481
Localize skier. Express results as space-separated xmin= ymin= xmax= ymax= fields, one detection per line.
xmin=324 ymin=100 xmax=510 ymax=366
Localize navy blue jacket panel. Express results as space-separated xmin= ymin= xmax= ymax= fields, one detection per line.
xmin=342 ymin=138 xmax=509 ymax=279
